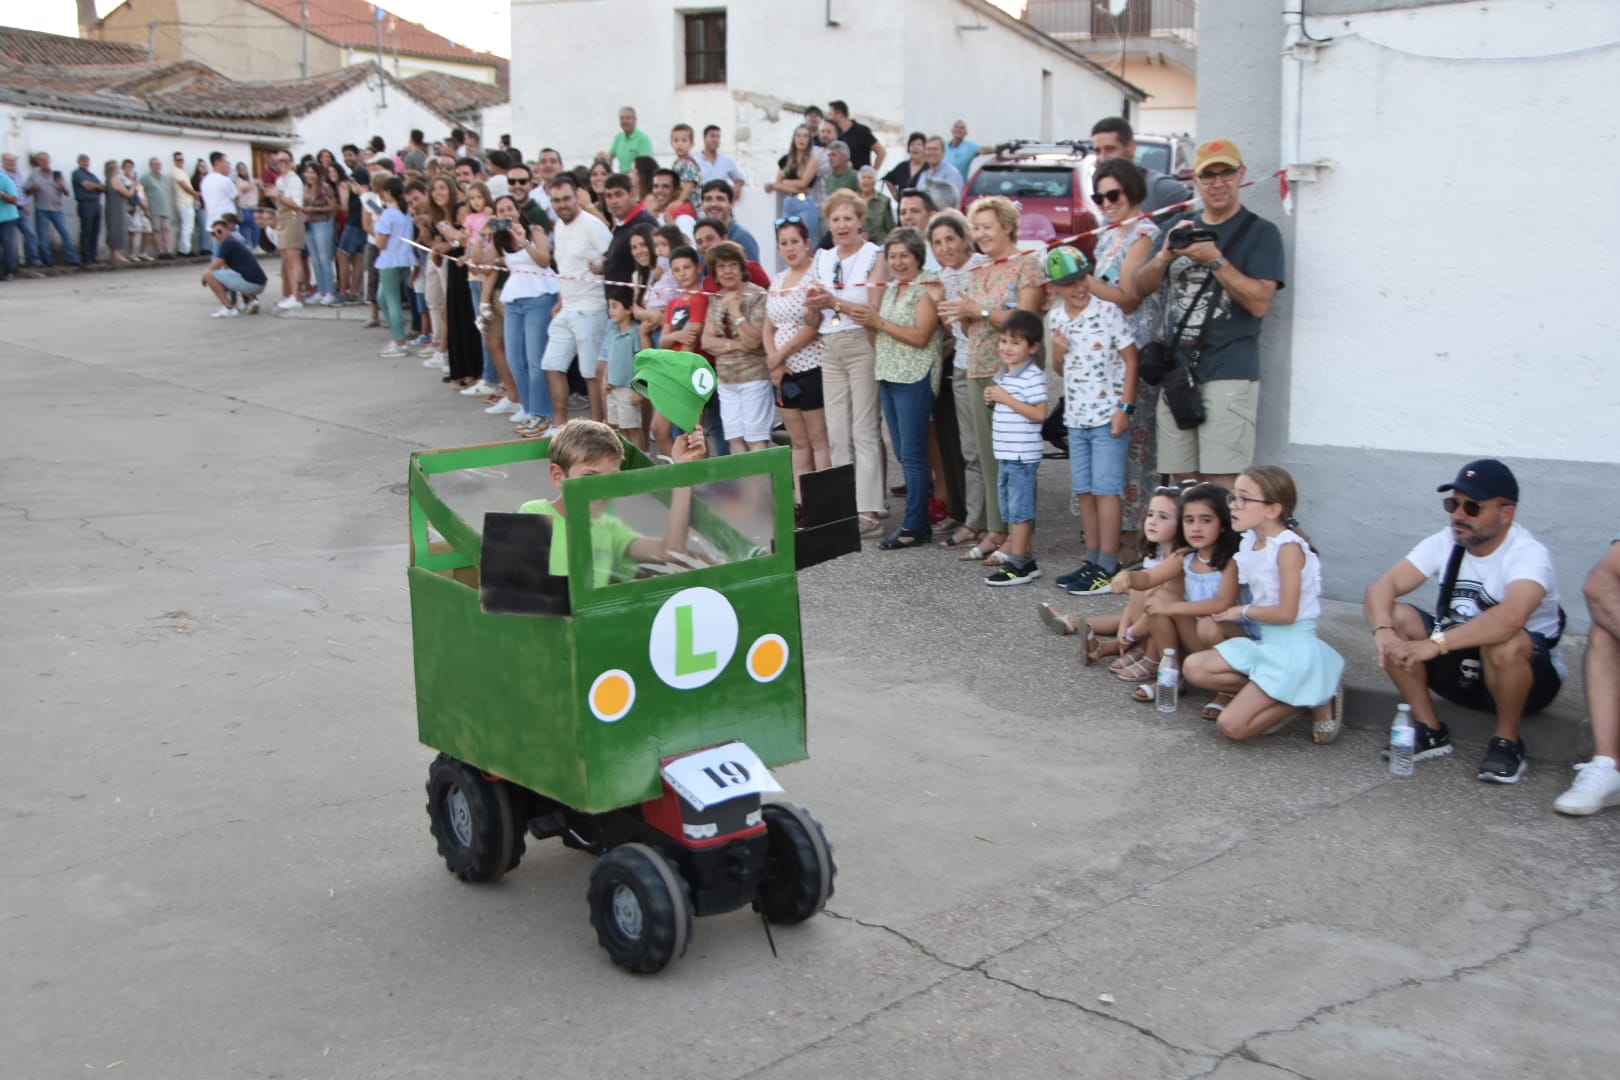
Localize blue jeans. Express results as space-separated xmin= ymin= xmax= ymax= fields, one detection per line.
xmin=997 ymin=459 xmax=1039 ymax=526
xmin=504 ymin=295 xmax=555 ymax=419
xmin=16 ymin=208 xmax=40 ymax=264
xmin=470 ymin=280 xmax=496 ymax=383
xmin=77 ymin=200 xmax=101 ymax=263
xmin=305 ymin=219 xmax=335 ymax=295
xmin=0 ymin=218 xmax=18 ymax=277
xmin=1067 ymin=423 xmax=1128 ymax=496
xmin=238 ymin=207 xmax=259 ymax=249
xmin=35 ymin=208 xmax=78 ymax=265
xmin=880 ymin=373 xmax=936 ymax=532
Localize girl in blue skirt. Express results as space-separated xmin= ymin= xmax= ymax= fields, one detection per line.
xmin=1184 ymin=466 xmax=1347 ymax=744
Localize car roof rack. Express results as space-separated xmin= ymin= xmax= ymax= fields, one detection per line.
xmin=991 ymin=138 xmax=1094 ymax=160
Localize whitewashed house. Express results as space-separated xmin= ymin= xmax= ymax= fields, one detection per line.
xmin=509 ymin=0 xmax=1144 ymax=245
xmin=1201 ymin=0 xmax=1620 ymax=612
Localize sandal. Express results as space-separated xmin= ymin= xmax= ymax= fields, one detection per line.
xmin=857 ymin=513 xmax=883 ymax=536
xmin=960 ymin=539 xmax=1001 ymax=562
xmin=1201 ymin=693 xmax=1232 ymax=722
xmin=878 ymin=527 xmax=932 ymax=550
xmin=985 ymin=549 xmax=1014 ymax=566
xmin=1132 ymin=684 xmax=1158 ymax=703
xmin=1084 ymin=625 xmax=1103 ymax=665
xmin=1313 ymin=683 xmax=1345 ymax=744
xmin=1113 ymin=654 xmax=1158 ymax=682
xmin=1037 ymin=603 xmax=1078 ymax=636
xmin=939 ymin=527 xmax=981 ymax=549
xmin=1108 ymin=644 xmax=1145 ymax=675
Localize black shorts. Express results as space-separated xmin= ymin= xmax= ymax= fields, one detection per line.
xmin=779 ymin=367 xmax=824 ymax=411
xmin=1417 ymin=610 xmax=1563 ymax=716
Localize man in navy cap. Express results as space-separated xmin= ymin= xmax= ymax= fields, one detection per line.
xmin=1364 ymin=459 xmax=1565 ymax=784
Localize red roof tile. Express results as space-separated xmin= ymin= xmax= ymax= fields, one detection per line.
xmin=399 ymin=70 xmax=507 ymax=120
xmin=0 ymin=26 xmax=148 ymax=66
xmin=242 ymin=0 xmax=507 ymax=72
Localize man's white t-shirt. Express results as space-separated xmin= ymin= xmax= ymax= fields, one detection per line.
xmin=200 ymin=171 xmax=237 ymax=228
xmin=1405 ymin=524 xmax=1563 ymax=639
xmin=552 ymin=212 xmax=612 ymax=313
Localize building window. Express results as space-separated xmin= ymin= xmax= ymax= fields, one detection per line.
xmin=683 ymin=11 xmax=726 ymax=85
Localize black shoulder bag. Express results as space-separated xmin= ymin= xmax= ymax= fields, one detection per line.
xmin=1159 ymin=211 xmax=1258 ymax=430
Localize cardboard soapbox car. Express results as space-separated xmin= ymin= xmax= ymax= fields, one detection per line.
xmin=407 ymin=437 xmax=858 ymax=973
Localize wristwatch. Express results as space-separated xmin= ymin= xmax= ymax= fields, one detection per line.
xmin=980 ymin=307 xmax=991 ymax=320
xmin=1209 ymin=256 xmax=1226 ymax=271
xmin=1117 ymin=402 xmax=1136 ymax=415
xmin=1429 ymin=628 xmax=1449 ymax=655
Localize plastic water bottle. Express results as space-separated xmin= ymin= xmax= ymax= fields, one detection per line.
xmin=1003 ymin=281 xmax=1019 ymax=309
xmin=1156 ymin=649 xmax=1179 ymax=713
xmin=1389 ymin=705 xmax=1415 ymax=777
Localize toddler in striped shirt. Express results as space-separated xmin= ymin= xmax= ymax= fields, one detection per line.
xmin=983 ymin=309 xmax=1050 ymax=586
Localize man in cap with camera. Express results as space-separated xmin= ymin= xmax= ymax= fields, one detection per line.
xmin=1132 ymin=138 xmax=1284 ymax=489
xmin=1364 ymin=459 xmax=1566 ymax=784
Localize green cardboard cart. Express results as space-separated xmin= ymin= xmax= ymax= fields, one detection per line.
xmin=407 ymin=437 xmax=858 ymax=973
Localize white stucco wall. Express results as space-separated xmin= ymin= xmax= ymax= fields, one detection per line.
xmin=510 ymin=0 xmax=1137 ymax=260
xmin=1286 ymin=0 xmax=1620 ymax=464
xmin=291 ymin=78 xmax=451 ymax=160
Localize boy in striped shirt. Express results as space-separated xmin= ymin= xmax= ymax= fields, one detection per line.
xmin=983 ymin=309 xmax=1050 ymax=585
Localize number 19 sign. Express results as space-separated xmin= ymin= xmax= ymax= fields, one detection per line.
xmin=661 ymin=741 xmax=783 ymax=811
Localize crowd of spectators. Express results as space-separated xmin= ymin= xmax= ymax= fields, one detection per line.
xmin=3 ymin=105 xmax=1614 ymax=819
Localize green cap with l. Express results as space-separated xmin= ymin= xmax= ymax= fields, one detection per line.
xmin=632 ymin=349 xmax=716 ymax=433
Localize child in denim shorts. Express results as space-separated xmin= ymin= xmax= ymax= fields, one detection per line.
xmin=1045 ymin=246 xmax=1139 ymax=596
xmin=983 ymin=309 xmax=1050 ymax=586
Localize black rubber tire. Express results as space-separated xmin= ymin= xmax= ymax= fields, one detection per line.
xmin=587 ymin=843 xmax=693 ymax=974
xmin=757 ymin=802 xmax=836 ymax=924
xmin=425 ymin=754 xmax=524 ymax=883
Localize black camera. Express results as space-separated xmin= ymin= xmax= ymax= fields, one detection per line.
xmin=491 ymin=216 xmax=512 ymax=231
xmin=1168 ymin=227 xmax=1217 ymax=250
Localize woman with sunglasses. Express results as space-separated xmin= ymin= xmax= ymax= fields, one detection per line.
xmin=805 ymin=189 xmax=890 ymax=535
xmin=764 ymin=217 xmax=831 ymax=504
xmin=700 ymin=241 xmax=773 ymax=453
xmin=1087 ymin=156 xmax=1165 ymax=564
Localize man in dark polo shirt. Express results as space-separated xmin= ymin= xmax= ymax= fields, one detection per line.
xmin=828 ymin=99 xmax=886 ymax=172
xmin=601 ymin=173 xmax=656 ymax=297
xmin=201 ymin=214 xmax=267 ymax=317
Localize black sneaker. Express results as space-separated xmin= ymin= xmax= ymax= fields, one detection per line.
xmin=986 ymin=560 xmax=1041 ymax=586
xmin=1053 ymin=564 xmax=1092 ymax=590
xmin=1065 ymin=562 xmax=1114 ymax=595
xmin=1478 ymin=736 xmax=1527 ymax=784
xmin=1380 ymin=720 xmax=1454 ymax=763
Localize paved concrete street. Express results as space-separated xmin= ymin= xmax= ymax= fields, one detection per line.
xmin=3 ymin=265 xmax=1617 ymax=1080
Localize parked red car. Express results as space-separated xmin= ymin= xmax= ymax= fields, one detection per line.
xmin=960 ymin=140 xmax=1099 ymax=261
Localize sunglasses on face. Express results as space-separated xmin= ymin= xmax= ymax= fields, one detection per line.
xmin=1092 ymin=188 xmax=1126 ymax=204
xmin=1444 ymin=496 xmax=1512 ymax=517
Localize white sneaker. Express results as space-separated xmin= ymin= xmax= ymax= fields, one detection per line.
xmin=319 ymin=293 xmax=338 ymax=306
xmin=245 ymin=298 xmax=261 ymax=315
xmin=434 ymin=357 xmax=450 ymax=373
xmin=485 ymin=396 xmax=518 ymax=415
xmin=509 ymin=410 xmax=535 ymax=424
xmin=210 ymin=305 xmax=239 ymax=318
xmin=417 ymin=344 xmax=440 ymax=358
xmin=461 ymin=379 xmax=499 ymax=397
xmin=378 ymin=343 xmax=410 ymax=358
xmin=276 ymin=295 xmax=302 ymax=309
xmin=421 ymin=354 xmax=441 ymax=368
xmin=1554 ymin=757 xmax=1620 ymax=816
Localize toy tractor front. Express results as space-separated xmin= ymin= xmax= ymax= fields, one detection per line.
xmin=406 ymin=437 xmax=857 ymax=972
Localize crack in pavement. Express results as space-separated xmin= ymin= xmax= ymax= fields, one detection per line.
xmin=1192 ymin=878 xmax=1620 ymax=1078
xmin=975 ymin=968 xmax=1214 ymax=1062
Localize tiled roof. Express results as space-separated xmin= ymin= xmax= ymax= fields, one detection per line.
xmin=399 ymin=70 xmax=507 ymax=120
xmin=242 ymin=0 xmax=508 ymax=74
xmin=0 ymin=26 xmax=148 ymax=67
xmin=147 ymin=64 xmax=373 ymax=119
xmin=0 ymin=64 xmax=290 ymax=139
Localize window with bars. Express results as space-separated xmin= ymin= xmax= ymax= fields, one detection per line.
xmin=683 ymin=11 xmax=726 ymax=85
